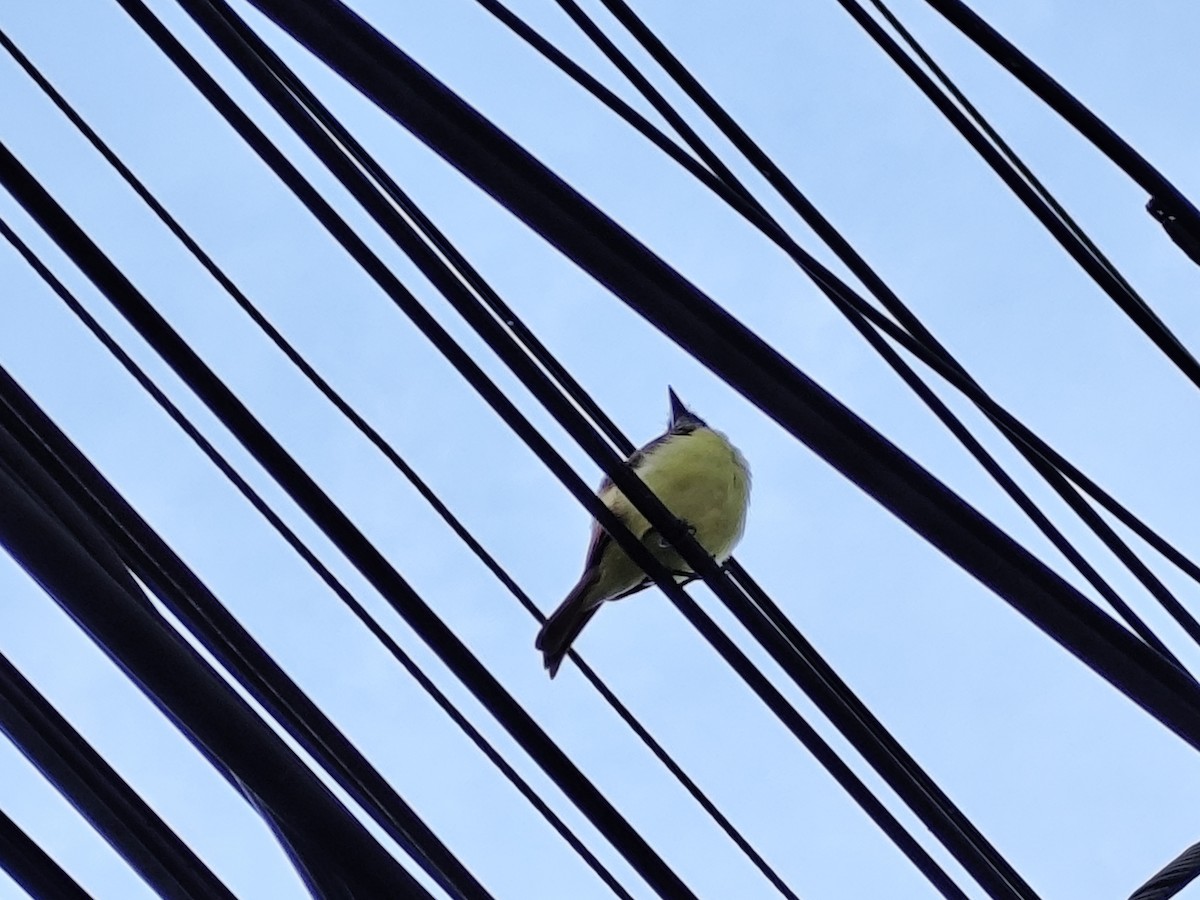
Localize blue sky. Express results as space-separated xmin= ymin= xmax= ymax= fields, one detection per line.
xmin=2 ymin=1 xmax=1200 ymax=897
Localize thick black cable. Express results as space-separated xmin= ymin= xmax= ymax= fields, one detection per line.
xmin=0 ymin=650 xmax=236 ymax=900
xmin=235 ymin=0 xmax=1200 ymax=761
xmin=474 ymin=0 xmax=1200 ymax=607
xmin=919 ymin=0 xmax=1200 ymax=267
xmin=0 ymin=217 xmax=618 ymax=900
xmin=0 ymin=406 xmax=431 ymax=900
xmin=0 ymin=132 xmax=696 ymax=899
xmin=27 ymin=7 xmax=968 ymax=894
xmin=1128 ymin=840 xmax=1200 ymax=900
xmin=0 ymin=806 xmax=91 ymax=900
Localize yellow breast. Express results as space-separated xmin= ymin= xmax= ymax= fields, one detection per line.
xmin=603 ymin=426 xmax=751 ymax=565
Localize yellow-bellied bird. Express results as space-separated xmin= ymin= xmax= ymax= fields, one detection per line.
xmin=536 ymin=388 xmax=751 ymax=677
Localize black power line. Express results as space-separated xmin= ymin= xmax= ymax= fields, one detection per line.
xmin=0 ymin=374 xmax=432 ymax=899
xmin=1129 ymin=840 xmax=1200 ymax=900
xmin=0 ymin=806 xmax=91 ymax=900
xmin=0 ymin=650 xmax=236 ymax=899
xmin=918 ymin=0 xmax=1200 ymax=268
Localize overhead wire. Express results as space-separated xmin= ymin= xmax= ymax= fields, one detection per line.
xmin=0 ymin=25 xmax=796 ymax=898
xmin=0 ymin=649 xmax=237 ymax=899
xmin=916 ymin=0 xmax=1200 ymax=268
xmin=1128 ymin=840 xmax=1200 ymax=900
xmin=0 ymin=806 xmax=91 ymax=900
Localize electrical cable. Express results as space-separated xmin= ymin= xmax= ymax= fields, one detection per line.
xmin=0 ymin=806 xmax=91 ymax=900
xmin=917 ymin=0 xmax=1200 ymax=268
xmin=0 ymin=401 xmax=433 ymax=900
xmin=0 ymin=649 xmax=237 ymax=899
xmin=1129 ymin=840 xmax=1200 ymax=900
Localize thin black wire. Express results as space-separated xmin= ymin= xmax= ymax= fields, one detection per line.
xmin=917 ymin=0 xmax=1200 ymax=267
xmin=815 ymin=0 xmax=1200 ymax=390
xmin=0 ymin=25 xmax=795 ymax=898
xmin=545 ymin=0 xmax=1200 ymax=667
xmin=0 ymin=215 xmax=632 ymax=900
xmin=0 ymin=649 xmax=237 ymax=900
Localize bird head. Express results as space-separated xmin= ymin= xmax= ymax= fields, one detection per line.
xmin=667 ymin=387 xmax=707 ymax=433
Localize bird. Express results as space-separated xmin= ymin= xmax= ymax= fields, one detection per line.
xmin=536 ymin=388 xmax=751 ymax=678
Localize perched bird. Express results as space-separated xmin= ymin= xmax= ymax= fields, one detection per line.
xmin=536 ymin=388 xmax=751 ymax=677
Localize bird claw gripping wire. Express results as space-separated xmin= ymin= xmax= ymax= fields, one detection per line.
xmin=1147 ymin=197 xmax=1200 ymax=267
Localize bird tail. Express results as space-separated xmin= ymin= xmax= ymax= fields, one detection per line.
xmin=536 ymin=572 xmax=602 ymax=678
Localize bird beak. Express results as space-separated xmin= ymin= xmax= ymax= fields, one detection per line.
xmin=668 ymin=386 xmax=689 ymax=427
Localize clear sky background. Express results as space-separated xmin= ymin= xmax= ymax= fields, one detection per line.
xmin=2 ymin=1 xmax=1200 ymax=897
